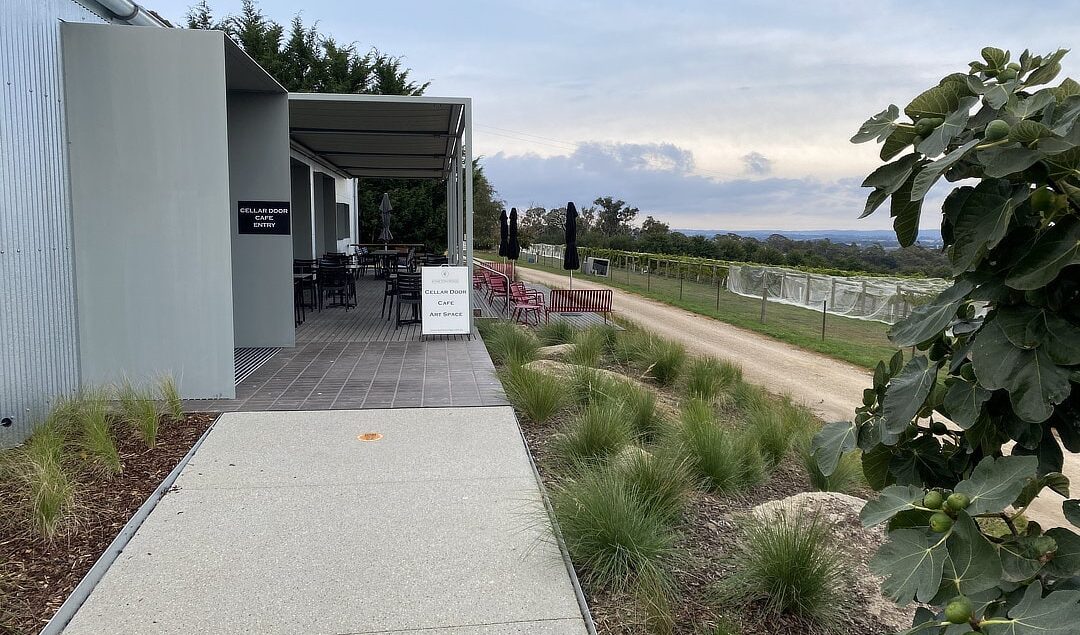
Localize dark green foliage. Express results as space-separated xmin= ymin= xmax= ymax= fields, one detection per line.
xmin=815 ymin=47 xmax=1080 ymax=629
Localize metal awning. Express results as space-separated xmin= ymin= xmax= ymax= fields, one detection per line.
xmin=288 ymin=94 xmax=467 ymax=180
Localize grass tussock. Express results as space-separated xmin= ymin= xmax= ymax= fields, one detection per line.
xmin=672 ymin=399 xmax=764 ymax=493
xmin=501 ymin=365 xmax=568 ymax=425
xmin=638 ymin=336 xmax=687 ymax=386
xmin=684 ymin=356 xmax=742 ymax=401
xmin=722 ymin=508 xmax=847 ymax=626
xmin=612 ymin=449 xmax=690 ymax=525
xmin=537 ymin=320 xmax=577 ymax=346
xmin=13 ymin=424 xmax=75 ymax=540
xmin=75 ymin=391 xmax=121 ymax=476
xmin=744 ymin=407 xmax=793 ymax=470
xmin=117 ymin=381 xmax=162 ymax=449
xmin=566 ymin=326 xmax=607 ymax=367
xmin=158 ymin=375 xmax=184 ymax=420
xmin=480 ymin=320 xmax=540 ymax=367
xmin=551 ymin=403 xmax=633 ymax=467
xmin=550 ymin=466 xmax=679 ymax=592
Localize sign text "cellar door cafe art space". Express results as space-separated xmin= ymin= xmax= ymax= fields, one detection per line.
xmin=422 ymin=266 xmax=470 ymax=336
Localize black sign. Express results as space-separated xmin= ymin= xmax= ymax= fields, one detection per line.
xmin=238 ymin=200 xmax=290 ymax=235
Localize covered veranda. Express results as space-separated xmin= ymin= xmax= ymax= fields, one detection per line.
xmin=204 ymin=94 xmax=511 ymax=412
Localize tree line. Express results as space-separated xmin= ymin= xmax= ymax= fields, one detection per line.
xmin=475 ymin=197 xmax=950 ymax=277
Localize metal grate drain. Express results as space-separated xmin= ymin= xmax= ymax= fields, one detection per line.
xmin=234 ymin=348 xmax=279 ymax=385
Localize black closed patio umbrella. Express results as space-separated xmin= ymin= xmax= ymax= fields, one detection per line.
xmin=563 ymin=201 xmax=580 ymax=288
xmin=508 ymin=207 xmax=521 ymax=260
xmin=498 ymin=209 xmax=509 ymax=258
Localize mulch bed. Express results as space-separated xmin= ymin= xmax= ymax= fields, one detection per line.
xmin=0 ymin=413 xmax=216 ymax=634
xmin=513 ymin=359 xmax=891 ymax=635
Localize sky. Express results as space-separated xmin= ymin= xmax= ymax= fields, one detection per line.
xmin=152 ymin=0 xmax=1078 ymax=230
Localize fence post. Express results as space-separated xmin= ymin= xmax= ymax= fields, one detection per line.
xmin=679 ymin=267 xmax=684 ymax=301
xmin=822 ymin=300 xmax=827 ymax=340
xmin=760 ymin=271 xmax=768 ymax=323
xmin=716 ymin=274 xmax=721 ymax=310
xmin=805 ymin=273 xmax=812 ymax=305
xmin=647 ymin=267 xmax=651 ymax=292
xmin=628 ymin=256 xmax=632 ymax=285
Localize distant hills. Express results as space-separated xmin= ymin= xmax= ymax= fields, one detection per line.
xmin=672 ymin=229 xmax=944 ymax=249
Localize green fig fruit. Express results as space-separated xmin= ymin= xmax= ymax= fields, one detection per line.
xmin=930 ymin=511 xmax=954 ymax=532
xmin=946 ymin=492 xmax=971 ymax=512
xmin=924 ymin=490 xmax=944 ymax=510
xmin=945 ymin=596 xmax=974 ymax=624
xmin=985 ymin=119 xmax=1010 ymax=141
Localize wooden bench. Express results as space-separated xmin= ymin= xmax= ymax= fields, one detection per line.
xmin=548 ymin=289 xmax=613 ymax=322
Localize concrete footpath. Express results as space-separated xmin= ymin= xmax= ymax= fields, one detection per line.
xmin=63 ymin=408 xmax=589 ymax=634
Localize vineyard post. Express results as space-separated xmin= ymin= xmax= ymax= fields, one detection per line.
xmin=647 ymin=267 xmax=651 ymax=292
xmin=679 ymin=266 xmax=684 ymax=301
xmin=716 ymin=273 xmax=721 ymax=310
xmin=804 ymin=273 xmax=812 ymax=304
xmin=821 ymin=300 xmax=827 ymax=340
xmin=759 ymin=270 xmax=768 ymax=323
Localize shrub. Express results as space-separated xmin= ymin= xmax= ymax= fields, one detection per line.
xmin=16 ymin=424 xmax=75 ymax=540
xmin=537 ymin=320 xmax=576 ymax=346
xmin=612 ymin=449 xmax=689 ymax=524
xmin=723 ymin=508 xmax=846 ymax=625
xmin=77 ymin=391 xmax=121 ymax=476
xmin=684 ymin=357 xmax=741 ymax=401
xmin=566 ymin=326 xmax=607 ymax=367
xmin=502 ymin=365 xmax=568 ymax=425
xmin=731 ymin=382 xmax=768 ymax=412
xmin=158 ymin=375 xmax=183 ymax=421
xmin=117 ymin=382 xmax=161 ymax=448
xmin=674 ymin=400 xmax=763 ymax=493
xmin=551 ymin=403 xmax=632 ymax=466
xmin=481 ymin=320 xmax=539 ymax=367
xmin=550 ymin=467 xmax=678 ymax=591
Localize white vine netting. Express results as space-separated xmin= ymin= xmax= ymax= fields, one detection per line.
xmin=725 ymin=265 xmax=950 ymax=324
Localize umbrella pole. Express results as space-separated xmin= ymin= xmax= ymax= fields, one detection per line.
xmin=569 ymin=270 xmax=573 ymax=290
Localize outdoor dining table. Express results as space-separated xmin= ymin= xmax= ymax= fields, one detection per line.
xmin=369 ymin=249 xmax=400 ymax=277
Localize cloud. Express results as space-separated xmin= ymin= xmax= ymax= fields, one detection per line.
xmin=483 ymin=141 xmax=886 ymax=230
xmin=741 ymin=151 xmax=772 ymax=176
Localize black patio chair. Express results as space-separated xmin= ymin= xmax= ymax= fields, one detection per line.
xmin=320 ymin=265 xmax=355 ymax=311
xmin=381 ymin=274 xmax=398 ymax=320
xmin=293 ymin=259 xmax=318 ymax=311
xmin=395 ymin=273 xmax=422 ymax=327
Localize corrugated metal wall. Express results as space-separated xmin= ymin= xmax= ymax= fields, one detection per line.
xmin=0 ymin=1 xmax=105 ymax=446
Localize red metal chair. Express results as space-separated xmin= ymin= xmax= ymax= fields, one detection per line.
xmin=510 ymin=282 xmax=546 ymax=325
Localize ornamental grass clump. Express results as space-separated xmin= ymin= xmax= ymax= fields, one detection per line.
xmin=75 ymin=391 xmax=121 ymax=477
xmin=117 ymin=382 xmax=162 ymax=449
xmin=551 ymin=402 xmax=633 ymax=467
xmin=614 ymin=382 xmax=663 ymax=441
xmin=14 ymin=423 xmax=75 ymax=540
xmin=745 ymin=405 xmax=793 ymax=470
xmin=158 ymin=375 xmax=184 ymax=421
xmin=723 ymin=508 xmax=846 ymax=626
xmin=639 ymin=336 xmax=686 ymax=387
xmin=566 ymin=326 xmax=607 ymax=368
xmin=612 ymin=449 xmax=690 ymax=525
xmin=501 ymin=365 xmax=568 ymax=425
xmin=537 ymin=320 xmax=576 ymax=346
xmin=684 ymin=356 xmax=742 ymax=401
xmin=481 ymin=320 xmax=539 ymax=367
xmin=673 ymin=399 xmax=763 ymax=493
xmin=550 ymin=466 xmax=678 ymax=592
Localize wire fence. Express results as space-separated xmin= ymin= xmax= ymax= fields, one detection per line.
xmin=522 ymin=244 xmax=949 ymax=326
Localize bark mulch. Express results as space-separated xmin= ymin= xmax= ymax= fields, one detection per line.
xmin=0 ymin=413 xmax=216 ymax=635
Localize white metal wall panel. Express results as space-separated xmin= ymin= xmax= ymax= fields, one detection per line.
xmin=0 ymin=1 xmax=105 ymax=446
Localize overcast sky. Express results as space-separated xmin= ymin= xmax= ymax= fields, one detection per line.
xmin=153 ymin=0 xmax=1077 ymax=230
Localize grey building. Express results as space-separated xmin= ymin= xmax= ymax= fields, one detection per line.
xmin=1 ymin=1 xmax=474 ymax=446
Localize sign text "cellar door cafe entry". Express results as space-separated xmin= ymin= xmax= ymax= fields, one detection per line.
xmin=421 ymin=266 xmax=470 ymax=336
xmin=238 ymin=200 xmax=291 ymax=235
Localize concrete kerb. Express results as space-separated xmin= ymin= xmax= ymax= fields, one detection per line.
xmin=40 ymin=416 xmax=221 ymax=635
xmin=512 ymin=414 xmax=599 ymax=635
